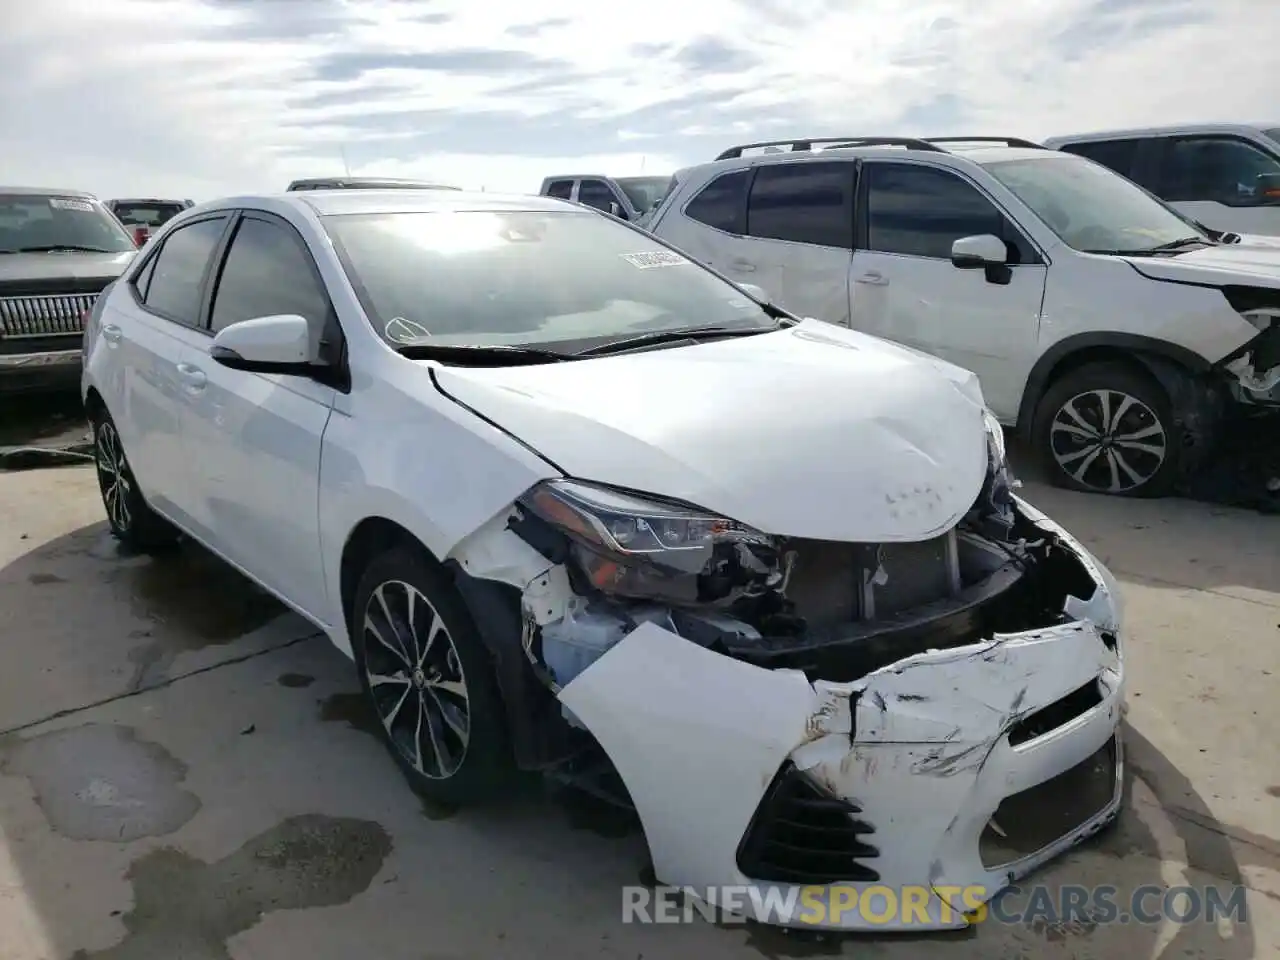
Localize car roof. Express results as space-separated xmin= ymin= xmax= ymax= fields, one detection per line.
xmin=288 ymin=177 xmax=459 ymax=189
xmin=0 ymin=185 xmax=97 ymax=198
xmin=681 ymin=141 xmax=1056 ymax=177
xmin=109 ymin=198 xmax=187 ymax=205
xmin=1045 ymin=122 xmax=1280 ymax=144
xmin=203 ymin=190 xmax=581 ymax=218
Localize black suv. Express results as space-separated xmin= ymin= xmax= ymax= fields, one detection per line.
xmin=0 ymin=188 xmax=138 ymax=393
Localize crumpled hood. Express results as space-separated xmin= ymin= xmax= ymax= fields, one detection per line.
xmin=1124 ymin=243 xmax=1280 ymax=288
xmin=431 ymin=320 xmax=991 ymax=543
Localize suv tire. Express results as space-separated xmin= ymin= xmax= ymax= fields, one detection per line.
xmin=1034 ymin=361 xmax=1177 ymax=497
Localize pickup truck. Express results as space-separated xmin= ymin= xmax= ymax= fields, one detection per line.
xmin=538 ymin=174 xmax=673 ymax=225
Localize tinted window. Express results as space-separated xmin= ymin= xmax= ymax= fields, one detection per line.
xmin=322 ymin=209 xmax=777 ymax=352
xmin=865 ymin=164 xmax=1006 ymax=259
xmin=684 ymin=170 xmax=748 ymax=234
xmin=142 ymin=217 xmax=227 ymax=324
xmin=209 ymin=217 xmax=330 ymax=336
xmin=545 ymin=180 xmax=574 ymax=200
xmin=132 ymin=255 xmax=157 ymax=299
xmin=615 ymin=176 xmax=673 ymax=213
xmin=0 ymin=193 xmax=136 ymax=254
xmin=577 ymin=180 xmax=617 ymax=212
xmin=1059 ymin=140 xmax=1140 ymax=178
xmin=1159 ymin=137 xmax=1280 ymax=205
xmin=746 ymin=162 xmax=853 ymax=247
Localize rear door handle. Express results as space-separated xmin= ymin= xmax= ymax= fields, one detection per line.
xmin=101 ymin=323 xmax=123 ymax=344
xmin=176 ymin=362 xmax=207 ymax=391
xmin=855 ymin=271 xmax=888 ymax=286
xmin=729 ymin=258 xmax=757 ymax=273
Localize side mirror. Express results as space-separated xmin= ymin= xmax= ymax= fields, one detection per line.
xmin=950 ymin=234 xmax=1007 ymax=268
xmin=210 ymin=314 xmax=315 ymax=374
xmin=1256 ymin=172 xmax=1280 ymax=201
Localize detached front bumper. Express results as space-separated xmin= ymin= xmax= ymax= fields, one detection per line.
xmin=555 ymin=508 xmax=1125 ymax=931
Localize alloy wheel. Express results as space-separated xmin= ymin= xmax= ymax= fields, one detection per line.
xmin=95 ymin=420 xmax=133 ymax=531
xmin=361 ymin=579 xmax=471 ymax=779
xmin=1049 ymin=388 xmax=1168 ymax=494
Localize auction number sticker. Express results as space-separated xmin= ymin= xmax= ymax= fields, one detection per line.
xmin=620 ymin=250 xmax=689 ymax=269
xmin=49 ymin=197 xmax=95 ymax=212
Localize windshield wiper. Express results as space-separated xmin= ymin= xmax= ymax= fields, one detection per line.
xmin=395 ymin=342 xmax=570 ymax=366
xmin=573 ymin=324 xmax=777 ymax=358
xmin=1144 ymin=236 xmax=1211 ymax=253
xmin=1083 ymin=237 xmax=1208 ymax=257
xmin=11 ymin=244 xmax=115 ymax=253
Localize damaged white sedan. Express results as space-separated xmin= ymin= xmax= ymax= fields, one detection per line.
xmin=81 ymin=188 xmax=1125 ymax=931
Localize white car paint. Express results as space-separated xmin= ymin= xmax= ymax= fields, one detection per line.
xmin=1045 ymin=123 xmax=1280 ymax=237
xmin=648 ymin=144 xmax=1280 ymax=430
xmin=83 ymin=189 xmax=1126 ymax=931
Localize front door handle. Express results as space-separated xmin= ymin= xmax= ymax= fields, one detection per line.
xmin=855 ymin=271 xmax=888 ymax=286
xmin=729 ymin=258 xmax=757 ymax=273
xmin=101 ymin=323 xmax=123 ymax=344
xmin=176 ymin=362 xmax=207 ymax=391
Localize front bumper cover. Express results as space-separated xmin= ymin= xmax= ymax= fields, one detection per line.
xmin=555 ymin=512 xmax=1125 ymax=931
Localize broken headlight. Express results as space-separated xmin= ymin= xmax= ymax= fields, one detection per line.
xmin=973 ymin=409 xmax=1016 ymax=538
xmin=518 ymin=479 xmax=781 ymax=605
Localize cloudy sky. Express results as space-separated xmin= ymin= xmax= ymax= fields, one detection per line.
xmin=0 ymin=0 xmax=1272 ymax=200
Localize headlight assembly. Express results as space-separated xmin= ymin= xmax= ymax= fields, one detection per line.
xmin=517 ymin=479 xmax=781 ymax=605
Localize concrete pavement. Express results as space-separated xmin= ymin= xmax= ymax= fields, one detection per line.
xmin=0 ymin=463 xmax=1275 ymax=959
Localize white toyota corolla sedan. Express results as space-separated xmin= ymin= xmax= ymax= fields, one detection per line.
xmin=81 ymin=189 xmax=1125 ymax=930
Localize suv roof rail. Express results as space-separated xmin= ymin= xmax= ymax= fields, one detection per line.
xmin=714 ymin=137 xmax=944 ymax=160
xmin=924 ymin=136 xmax=1045 ymax=149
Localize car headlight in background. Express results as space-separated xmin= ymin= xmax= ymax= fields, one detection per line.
xmin=518 ymin=479 xmax=781 ymax=605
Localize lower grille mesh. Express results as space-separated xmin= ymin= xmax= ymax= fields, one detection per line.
xmin=737 ymin=763 xmax=880 ymax=884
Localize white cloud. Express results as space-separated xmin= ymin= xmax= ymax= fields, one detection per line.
xmin=0 ymin=0 xmax=1271 ymax=200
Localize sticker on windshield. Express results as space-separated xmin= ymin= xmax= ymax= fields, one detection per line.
xmin=384 ymin=317 xmax=432 ymax=342
xmin=49 ymin=197 xmax=94 ymax=213
xmin=620 ymin=250 xmax=689 ymax=269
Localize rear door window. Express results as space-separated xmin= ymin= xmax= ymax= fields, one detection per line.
xmin=139 ymin=216 xmax=228 ymax=326
xmin=746 ymin=161 xmax=854 ymax=248
xmin=1058 ymin=140 xmax=1141 ymax=178
xmin=684 ymin=170 xmax=749 ymax=234
xmin=544 ymin=180 xmax=574 ymax=200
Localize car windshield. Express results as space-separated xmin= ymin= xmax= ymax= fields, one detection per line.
xmin=322 ymin=209 xmax=776 ymax=351
xmin=983 ymin=155 xmax=1210 ymax=254
xmin=112 ymin=202 xmax=185 ymax=226
xmin=615 ymin=176 xmax=674 ymax=213
xmin=0 ymin=194 xmax=136 ymax=253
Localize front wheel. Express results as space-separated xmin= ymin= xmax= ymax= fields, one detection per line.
xmin=1033 ymin=362 xmax=1178 ymax=497
xmin=350 ymin=547 xmax=513 ymax=805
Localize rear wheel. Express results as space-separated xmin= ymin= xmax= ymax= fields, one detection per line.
xmin=89 ymin=407 xmax=180 ymax=550
xmin=1034 ymin=362 xmax=1177 ymax=497
xmin=350 ymin=546 xmax=513 ymax=805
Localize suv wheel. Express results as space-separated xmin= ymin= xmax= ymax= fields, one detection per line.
xmin=1034 ymin=361 xmax=1177 ymax=497
xmin=350 ymin=546 xmax=513 ymax=805
xmin=90 ymin=408 xmax=181 ymax=550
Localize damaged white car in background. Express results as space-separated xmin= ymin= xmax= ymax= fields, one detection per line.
xmin=82 ymin=189 xmax=1126 ymax=932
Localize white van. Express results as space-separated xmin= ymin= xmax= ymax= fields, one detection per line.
xmin=1044 ymin=124 xmax=1280 ymax=237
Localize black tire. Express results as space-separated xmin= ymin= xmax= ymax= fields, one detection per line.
xmin=1033 ymin=361 xmax=1178 ymax=498
xmin=88 ymin=407 xmax=181 ymax=550
xmin=350 ymin=546 xmax=513 ymax=806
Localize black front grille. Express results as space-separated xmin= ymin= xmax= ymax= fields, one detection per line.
xmin=0 ymin=293 xmax=97 ymax=338
xmin=980 ymin=735 xmax=1118 ymax=868
xmin=1008 ymin=680 xmax=1103 ymax=746
xmin=737 ymin=763 xmax=880 ymax=884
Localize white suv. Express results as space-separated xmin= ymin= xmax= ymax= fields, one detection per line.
xmin=648 ymin=136 xmax=1280 ymax=497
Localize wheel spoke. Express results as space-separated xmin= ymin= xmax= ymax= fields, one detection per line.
xmin=364 ymin=614 xmax=411 ymax=668
xmin=1111 ymin=448 xmax=1145 ymax=486
xmin=1059 ymin=399 xmax=1100 ymax=437
xmin=419 ymin=693 xmax=451 ymax=776
xmin=1057 ymin=443 xmax=1099 ymax=466
xmin=368 ymin=671 xmax=410 ymax=688
xmin=428 ymin=678 xmax=467 ymax=699
xmin=1069 ymin=446 xmax=1104 ymax=482
xmin=426 ymin=687 xmax=468 ymax=739
xmin=379 ymin=683 xmax=413 ymax=730
xmin=373 ymin=584 xmax=414 ymax=663
xmin=415 ymin=611 xmax=446 ymax=670
xmin=1097 ymin=390 xmax=1112 ymax=435
xmin=1108 ymin=393 xmax=1136 ymax=432
xmin=1104 ymin=450 xmax=1123 ymax=493
xmin=411 ymin=695 xmax=426 ymax=773
xmin=1114 ymin=422 xmax=1162 ymax=443
xmin=1051 ymin=421 xmax=1097 ymax=442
